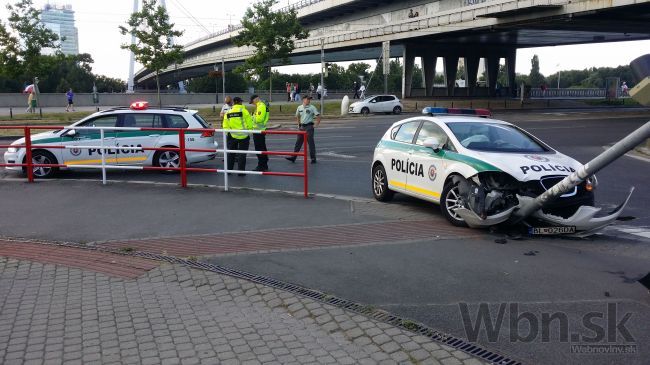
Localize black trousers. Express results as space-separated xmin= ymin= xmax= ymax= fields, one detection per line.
xmin=226 ymin=135 xmax=250 ymax=171
xmin=293 ymin=124 xmax=316 ymax=160
xmin=353 ymin=91 xmax=360 ymax=99
xmin=253 ymin=134 xmax=268 ymax=169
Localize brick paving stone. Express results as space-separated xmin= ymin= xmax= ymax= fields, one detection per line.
xmin=0 ymin=252 xmax=490 ymax=365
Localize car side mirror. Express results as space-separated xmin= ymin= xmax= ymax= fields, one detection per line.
xmin=423 ymin=137 xmax=442 ymax=152
xmin=63 ymin=129 xmax=77 ymax=137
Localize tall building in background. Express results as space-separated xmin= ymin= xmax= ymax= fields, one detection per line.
xmin=40 ymin=3 xmax=79 ymax=55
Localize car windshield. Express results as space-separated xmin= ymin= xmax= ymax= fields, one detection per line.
xmin=446 ymin=122 xmax=548 ymax=153
xmin=362 ymin=95 xmax=376 ymax=101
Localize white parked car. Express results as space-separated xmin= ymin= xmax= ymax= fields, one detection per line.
xmin=3 ymin=102 xmax=218 ymax=178
xmin=349 ymin=95 xmax=403 ymax=115
xmin=371 ymin=112 xmax=631 ymax=235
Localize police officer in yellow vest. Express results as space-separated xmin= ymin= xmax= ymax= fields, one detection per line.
xmin=250 ymin=94 xmax=269 ymax=171
xmin=223 ymin=97 xmax=253 ymax=174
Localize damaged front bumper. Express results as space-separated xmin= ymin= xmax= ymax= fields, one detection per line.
xmin=455 ymin=187 xmax=634 ymax=236
xmin=523 ymin=187 xmax=635 ymax=237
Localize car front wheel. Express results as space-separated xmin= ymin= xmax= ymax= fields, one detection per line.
xmin=361 ymin=107 xmax=370 ymax=116
xmin=24 ymin=150 xmax=58 ymax=178
xmin=372 ymin=164 xmax=394 ymax=202
xmin=440 ymin=181 xmax=468 ymax=227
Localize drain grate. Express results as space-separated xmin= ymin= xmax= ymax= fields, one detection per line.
xmin=1 ymin=237 xmax=523 ymax=365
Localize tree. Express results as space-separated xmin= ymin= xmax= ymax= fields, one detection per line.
xmin=0 ymin=0 xmax=59 ymax=80
xmin=528 ymin=54 xmax=546 ymax=88
xmin=119 ymin=0 xmax=184 ymax=106
xmin=234 ymin=0 xmax=308 ymax=101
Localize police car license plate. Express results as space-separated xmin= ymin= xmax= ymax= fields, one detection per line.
xmin=529 ymin=226 xmax=576 ymax=235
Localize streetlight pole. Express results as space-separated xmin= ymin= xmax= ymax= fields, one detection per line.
xmin=214 ymin=63 xmax=219 ymax=104
xmin=556 ymin=63 xmax=561 ymax=89
xmin=222 ymin=58 xmax=226 ymax=105
xmin=320 ymin=37 xmax=325 ymax=116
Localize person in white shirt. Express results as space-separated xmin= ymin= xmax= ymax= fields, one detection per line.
xmin=220 ymin=96 xmax=233 ymax=118
xmin=316 ymin=83 xmax=323 ymax=100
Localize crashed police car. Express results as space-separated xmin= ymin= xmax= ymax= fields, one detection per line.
xmin=3 ymin=102 xmax=217 ymax=178
xmin=371 ymin=108 xmax=631 ymax=235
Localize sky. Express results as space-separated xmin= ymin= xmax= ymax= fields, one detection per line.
xmin=1 ymin=0 xmax=649 ymax=81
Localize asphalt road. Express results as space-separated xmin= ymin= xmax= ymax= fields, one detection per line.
xmin=1 ymin=109 xmax=649 ymax=365
xmin=5 ymin=110 xmax=647 ymax=227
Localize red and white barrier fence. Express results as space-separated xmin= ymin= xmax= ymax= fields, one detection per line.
xmin=0 ymin=126 xmax=309 ymax=198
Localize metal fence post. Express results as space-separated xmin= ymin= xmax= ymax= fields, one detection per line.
xmin=179 ymin=129 xmax=187 ymax=188
xmin=222 ymin=130 xmax=229 ymax=191
xmin=9 ymin=107 xmax=12 ymax=119
xmin=100 ymin=129 xmax=107 ymax=185
xmin=25 ymin=127 xmax=33 ymax=183
xmin=303 ymin=131 xmax=308 ymax=198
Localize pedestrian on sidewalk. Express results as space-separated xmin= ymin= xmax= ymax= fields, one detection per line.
xmin=26 ymin=91 xmax=35 ymax=113
xmin=353 ymin=81 xmax=360 ymax=99
xmin=287 ymin=95 xmax=320 ymax=164
xmin=223 ymin=97 xmax=253 ymax=175
xmin=250 ymin=94 xmax=269 ymax=171
xmin=286 ymin=82 xmax=291 ymax=101
xmin=220 ymin=96 xmax=233 ymax=117
xmin=294 ymin=83 xmax=301 ymax=102
xmin=65 ymin=88 xmax=75 ymax=112
xmin=316 ymin=83 xmax=323 ymax=100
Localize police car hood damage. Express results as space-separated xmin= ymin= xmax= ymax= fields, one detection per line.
xmin=448 ymin=154 xmax=632 ymax=236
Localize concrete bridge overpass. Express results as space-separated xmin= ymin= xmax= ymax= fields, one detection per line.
xmin=135 ymin=0 xmax=650 ymax=98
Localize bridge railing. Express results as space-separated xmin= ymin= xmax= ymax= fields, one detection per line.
xmin=522 ymin=88 xmax=606 ymax=98
xmin=184 ymin=0 xmax=326 ymax=49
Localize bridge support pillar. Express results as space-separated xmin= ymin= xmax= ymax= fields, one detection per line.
xmin=444 ymin=56 xmax=459 ymax=97
xmin=402 ymin=47 xmax=416 ymax=99
xmin=506 ymin=49 xmax=517 ymax=97
xmin=486 ymin=55 xmax=500 ymax=97
xmin=465 ymin=55 xmax=480 ymax=97
xmin=423 ymin=52 xmax=437 ymax=97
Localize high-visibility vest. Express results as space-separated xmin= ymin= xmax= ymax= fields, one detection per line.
xmin=253 ymin=101 xmax=269 ymax=130
xmin=223 ymin=104 xmax=253 ymax=139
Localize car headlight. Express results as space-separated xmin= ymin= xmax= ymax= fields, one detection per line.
xmin=585 ymin=176 xmax=597 ymax=192
xmin=7 ymin=147 xmax=17 ymax=153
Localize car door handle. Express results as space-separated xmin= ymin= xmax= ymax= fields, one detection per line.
xmin=148 ymin=134 xmax=160 ymax=137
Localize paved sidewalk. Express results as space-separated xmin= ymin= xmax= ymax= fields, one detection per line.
xmin=0 ymin=243 xmax=488 ymax=365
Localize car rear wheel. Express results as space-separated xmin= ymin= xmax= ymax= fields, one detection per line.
xmin=372 ymin=164 xmax=394 ymax=202
xmin=393 ymin=106 xmax=402 ymax=115
xmin=441 ymin=181 xmax=468 ymax=227
xmin=24 ymin=150 xmax=58 ymax=178
xmin=361 ymin=107 xmax=370 ymax=116
xmin=153 ymin=149 xmax=181 ymax=169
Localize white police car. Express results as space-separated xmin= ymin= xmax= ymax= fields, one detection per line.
xmin=371 ymin=111 xmax=630 ymax=233
xmin=3 ymin=102 xmax=217 ymax=178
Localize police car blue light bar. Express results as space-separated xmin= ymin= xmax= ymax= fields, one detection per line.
xmin=422 ymin=107 xmax=491 ymax=117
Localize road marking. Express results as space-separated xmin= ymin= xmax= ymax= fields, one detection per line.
xmin=321 ymin=151 xmax=357 ymax=159
xmin=615 ymin=226 xmax=650 ymax=239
